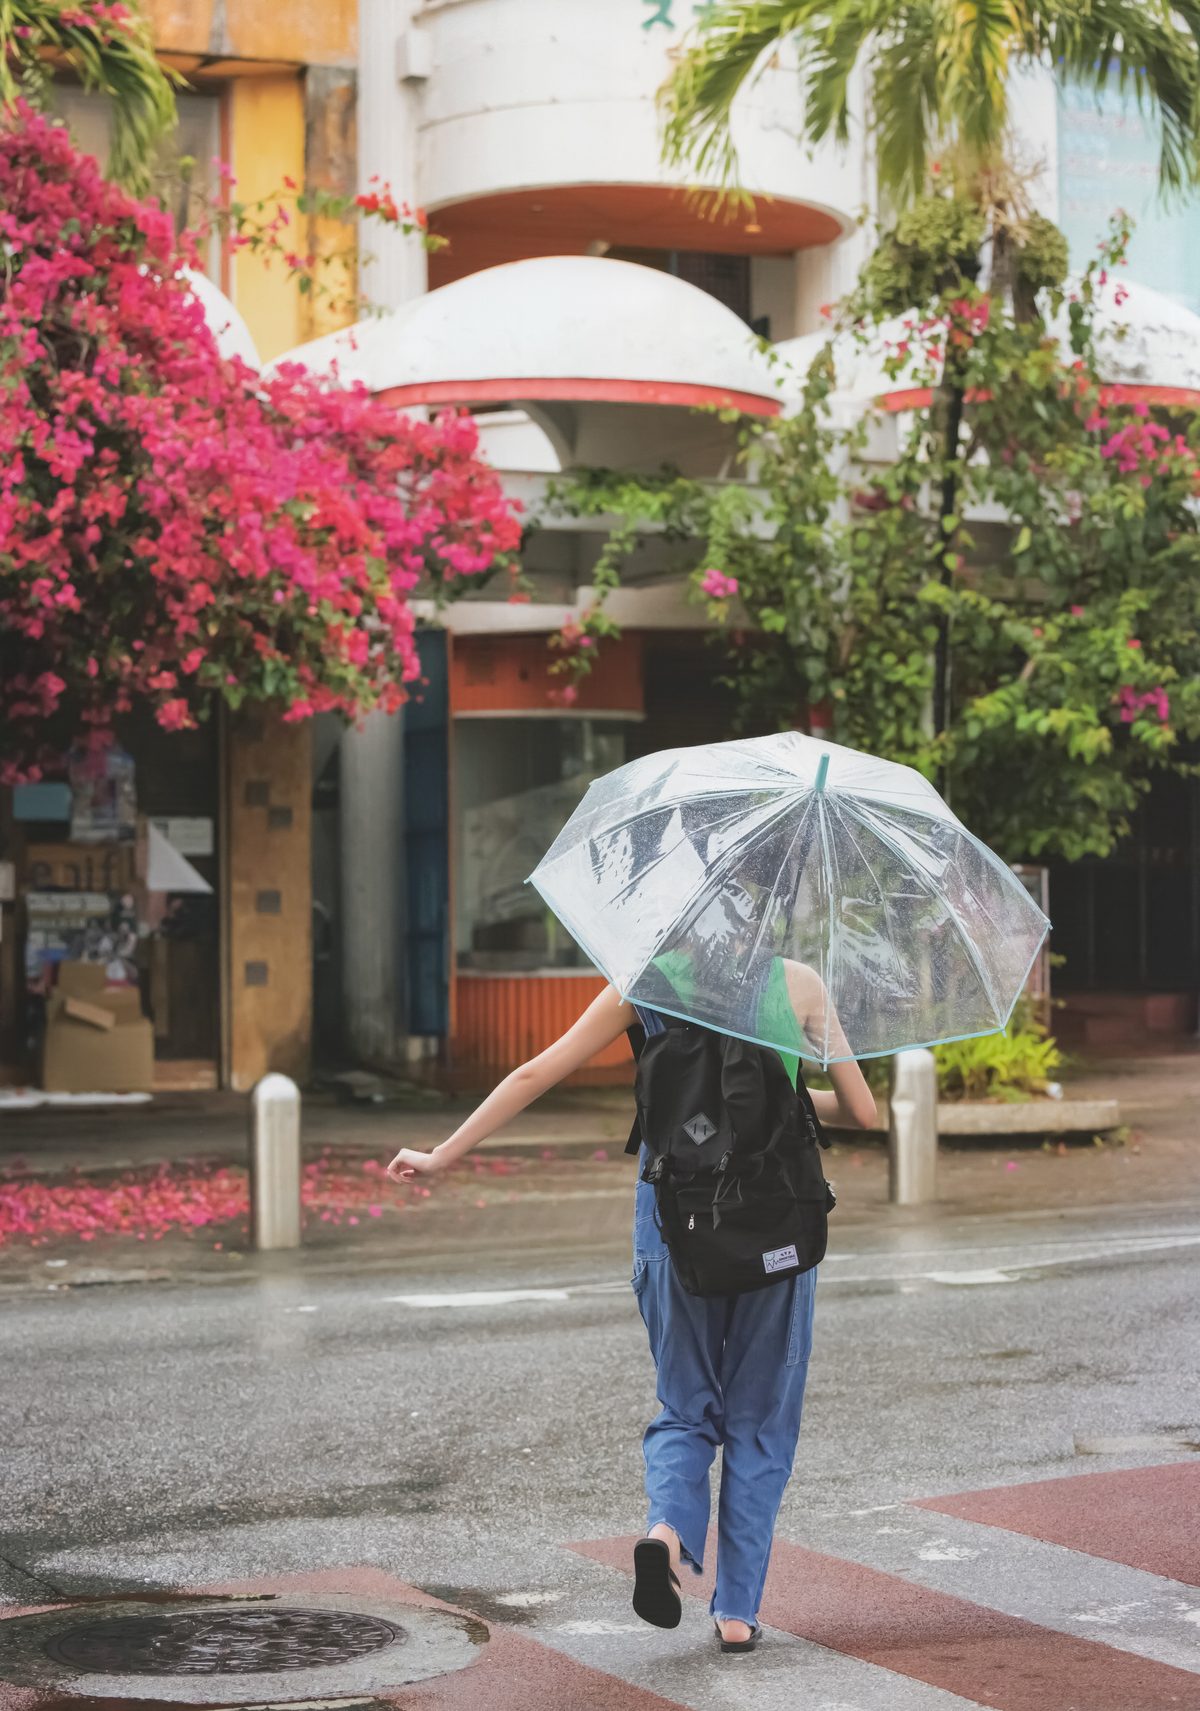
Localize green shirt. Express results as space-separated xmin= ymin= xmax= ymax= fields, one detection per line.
xmin=649 ymin=950 xmax=803 ymax=1088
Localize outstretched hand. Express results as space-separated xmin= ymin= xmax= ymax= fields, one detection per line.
xmin=386 ymin=1147 xmax=448 ymax=1182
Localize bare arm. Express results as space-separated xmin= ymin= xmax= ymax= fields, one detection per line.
xmin=783 ymin=961 xmax=878 ymax=1130
xmin=386 ymin=985 xmax=635 ymax=1180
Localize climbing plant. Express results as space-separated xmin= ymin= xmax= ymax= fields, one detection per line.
xmin=544 ymin=208 xmax=1200 ymax=863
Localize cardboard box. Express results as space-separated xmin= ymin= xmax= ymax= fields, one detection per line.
xmin=62 ymin=996 xmax=117 ymax=1031
xmin=42 ymin=963 xmax=154 ymax=1094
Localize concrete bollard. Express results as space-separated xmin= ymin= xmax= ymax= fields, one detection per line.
xmin=888 ymin=1048 xmax=938 ymax=1206
xmin=249 ymin=1073 xmax=302 ymax=1250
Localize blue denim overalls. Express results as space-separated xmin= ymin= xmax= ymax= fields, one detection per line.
xmin=631 ymin=1004 xmax=816 ymax=1627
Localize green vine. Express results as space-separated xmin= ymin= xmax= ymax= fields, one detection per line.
xmin=541 ymin=211 xmax=1199 ymax=864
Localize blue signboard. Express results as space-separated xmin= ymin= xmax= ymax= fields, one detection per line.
xmin=1057 ymin=80 xmax=1200 ymax=314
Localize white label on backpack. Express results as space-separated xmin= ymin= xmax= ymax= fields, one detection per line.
xmin=763 ymin=1244 xmax=799 ymax=1274
xmin=682 ymin=1112 xmax=717 ymax=1145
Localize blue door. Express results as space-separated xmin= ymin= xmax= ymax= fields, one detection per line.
xmin=403 ymin=629 xmax=450 ymax=1037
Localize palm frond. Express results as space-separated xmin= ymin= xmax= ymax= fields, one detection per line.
xmin=0 ymin=0 xmax=179 ymax=191
xmin=660 ymin=2 xmax=817 ymax=190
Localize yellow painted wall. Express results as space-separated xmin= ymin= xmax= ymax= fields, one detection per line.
xmin=230 ymin=76 xmax=307 ymax=361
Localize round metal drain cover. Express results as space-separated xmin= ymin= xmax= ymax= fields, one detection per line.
xmin=0 ymin=1592 xmax=485 ymax=1704
xmin=44 ymin=1606 xmax=405 ymax=1676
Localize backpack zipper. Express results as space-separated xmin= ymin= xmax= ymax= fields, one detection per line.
xmin=687 ymin=1213 xmax=695 ymax=1231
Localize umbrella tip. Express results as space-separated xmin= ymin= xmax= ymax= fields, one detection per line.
xmin=814 ymin=754 xmax=830 ymax=794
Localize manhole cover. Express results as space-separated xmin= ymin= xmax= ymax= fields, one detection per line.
xmin=43 ymin=1607 xmax=405 ymax=1676
xmin=0 ymin=1592 xmax=485 ymax=1703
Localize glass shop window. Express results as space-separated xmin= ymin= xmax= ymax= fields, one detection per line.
xmin=455 ymin=716 xmax=635 ymax=971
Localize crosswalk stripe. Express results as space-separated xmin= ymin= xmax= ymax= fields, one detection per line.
xmin=572 ymin=1535 xmax=1200 ymax=1710
xmin=914 ymin=1460 xmax=1200 ymax=1587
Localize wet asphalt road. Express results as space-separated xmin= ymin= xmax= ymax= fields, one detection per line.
xmin=3 ymin=1193 xmax=1200 ymax=1709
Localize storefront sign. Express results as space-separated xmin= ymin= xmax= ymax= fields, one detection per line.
xmin=150 ymin=816 xmax=214 ymax=857
xmin=24 ymin=842 xmax=138 ymax=893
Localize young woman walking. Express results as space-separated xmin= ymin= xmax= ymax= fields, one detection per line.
xmin=387 ymin=966 xmax=876 ymax=1652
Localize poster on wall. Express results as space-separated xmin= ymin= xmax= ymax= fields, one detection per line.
xmin=68 ymin=745 xmax=137 ymax=845
xmin=24 ymin=891 xmax=140 ymax=994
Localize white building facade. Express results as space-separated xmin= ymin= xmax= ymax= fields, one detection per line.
xmin=309 ymin=14 xmax=1198 ymax=1075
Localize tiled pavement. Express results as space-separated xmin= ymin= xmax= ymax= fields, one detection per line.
xmin=4 ymin=1461 xmax=1198 ymax=1710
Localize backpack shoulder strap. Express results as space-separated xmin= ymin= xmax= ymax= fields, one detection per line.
xmin=624 ymin=1023 xmax=646 ymax=1156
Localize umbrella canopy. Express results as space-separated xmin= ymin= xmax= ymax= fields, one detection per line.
xmin=527 ymin=732 xmax=1049 ymax=1067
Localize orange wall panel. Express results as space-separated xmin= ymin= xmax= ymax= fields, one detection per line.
xmin=451 ymin=633 xmax=644 ymax=716
xmin=454 ymin=974 xmax=633 ymax=1083
xmin=145 ymin=0 xmax=355 ymax=66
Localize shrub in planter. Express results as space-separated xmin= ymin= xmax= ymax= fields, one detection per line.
xmin=934 ymin=1007 xmax=1063 ymax=1103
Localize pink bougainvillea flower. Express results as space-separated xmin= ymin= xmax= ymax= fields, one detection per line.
xmin=0 ymin=108 xmax=521 ymax=778
xmin=699 ymin=567 xmax=739 ymax=600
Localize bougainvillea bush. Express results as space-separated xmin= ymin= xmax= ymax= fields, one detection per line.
xmin=0 ymin=109 xmax=521 ymax=779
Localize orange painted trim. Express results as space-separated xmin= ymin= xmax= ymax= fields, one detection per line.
xmin=453 ymin=972 xmax=632 ymax=1079
xmin=878 ymin=382 xmax=1200 ymax=413
xmin=376 ymin=377 xmax=781 ymax=416
xmin=1099 ymin=382 xmax=1200 ymax=409
xmin=451 ymin=632 xmax=644 ymax=716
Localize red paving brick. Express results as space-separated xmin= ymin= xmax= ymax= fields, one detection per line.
xmin=913 ymin=1459 xmax=1200 ymax=1587
xmin=572 ymin=1535 xmax=1200 ymax=1711
xmin=0 ymin=1567 xmax=688 ymax=1711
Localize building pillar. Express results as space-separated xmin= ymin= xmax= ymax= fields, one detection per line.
xmin=356 ymin=0 xmax=428 ymax=310
xmin=336 ymin=0 xmax=429 ymax=1067
xmin=339 ymin=708 xmax=407 ymax=1065
xmin=225 ymin=712 xmax=313 ymax=1091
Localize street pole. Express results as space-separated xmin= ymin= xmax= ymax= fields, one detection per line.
xmin=249 ymin=1074 xmax=302 ymax=1249
xmin=888 ymin=1048 xmax=938 ymax=1205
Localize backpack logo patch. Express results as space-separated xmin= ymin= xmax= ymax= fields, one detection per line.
xmin=763 ymin=1244 xmax=799 ymax=1274
xmin=681 ymin=1112 xmax=717 ymax=1146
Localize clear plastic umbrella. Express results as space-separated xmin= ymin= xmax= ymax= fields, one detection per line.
xmin=527 ymin=732 xmax=1049 ymax=1067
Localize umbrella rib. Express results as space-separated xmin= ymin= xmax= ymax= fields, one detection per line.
xmin=827 ymin=801 xmax=911 ymax=993
xmin=586 ymin=791 xmax=804 ymax=924
xmin=739 ymin=794 xmax=817 ymax=973
xmin=815 ymin=795 xmax=836 ymax=1068
xmin=618 ymin=791 xmax=806 ymax=1004
xmin=838 ymin=798 xmax=1005 ymax=1028
xmin=535 ymin=783 xmax=799 ymax=873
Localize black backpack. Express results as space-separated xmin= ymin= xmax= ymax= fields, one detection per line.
xmin=626 ymin=1013 xmax=835 ymax=1299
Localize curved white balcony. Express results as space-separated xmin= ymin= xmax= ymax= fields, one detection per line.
xmin=413 ymin=0 xmax=864 ymax=250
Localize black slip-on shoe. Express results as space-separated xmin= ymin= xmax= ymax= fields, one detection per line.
xmin=631 ymin=1536 xmax=682 ymax=1629
xmin=715 ymin=1620 xmax=762 ymax=1653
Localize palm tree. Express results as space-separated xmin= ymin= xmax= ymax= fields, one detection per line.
xmin=661 ymin=0 xmax=1200 ymax=759
xmin=0 ymin=0 xmax=178 ymax=192
xmin=661 ymin=1 xmax=1200 ymax=206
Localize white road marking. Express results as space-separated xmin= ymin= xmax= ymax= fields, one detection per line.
xmin=924 ymin=1269 xmax=1014 ymax=1286
xmin=374 ymin=1227 xmax=1200 ymax=1308
xmin=382 ymin=1288 xmax=572 ymax=1307
xmin=494 ymin=1590 xmax=565 ymax=1608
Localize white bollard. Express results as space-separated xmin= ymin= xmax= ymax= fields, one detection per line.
xmin=888 ymin=1048 xmax=938 ymax=1206
xmin=249 ymin=1073 xmax=302 ymax=1250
